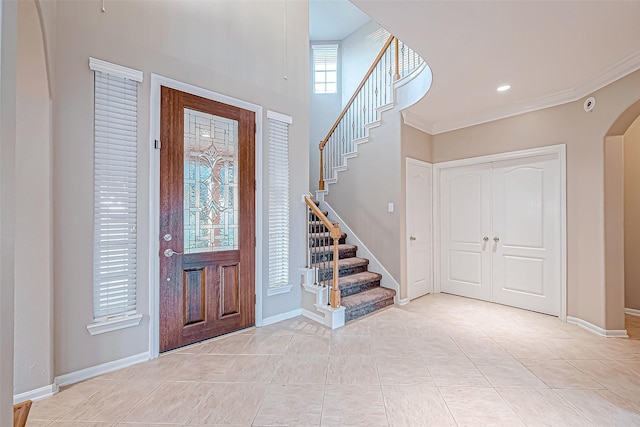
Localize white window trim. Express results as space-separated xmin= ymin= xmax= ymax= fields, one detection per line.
xmin=88 ymin=58 xmax=143 ymax=335
xmin=312 ymin=44 xmax=338 ymax=95
xmin=87 ymin=313 xmax=143 ymax=336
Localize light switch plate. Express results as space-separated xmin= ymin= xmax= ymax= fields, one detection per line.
xmin=388 ymin=202 xmax=394 ymax=213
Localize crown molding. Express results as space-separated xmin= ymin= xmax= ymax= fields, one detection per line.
xmin=411 ymin=48 xmax=640 ymax=135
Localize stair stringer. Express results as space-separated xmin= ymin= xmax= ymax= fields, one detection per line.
xmin=315 ymin=192 xmax=401 ymax=304
xmin=300 ymin=274 xmax=346 ymax=329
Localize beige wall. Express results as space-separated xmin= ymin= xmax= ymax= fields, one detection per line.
xmin=624 ymin=115 xmax=640 ymax=310
xmin=604 ymin=136 xmax=625 ymax=330
xmin=51 ymin=0 xmax=309 ymax=376
xmin=14 ymin=0 xmax=54 ymax=395
xmin=433 ymin=68 xmax=640 ymax=330
xmin=1 ymin=0 xmax=18 ymax=421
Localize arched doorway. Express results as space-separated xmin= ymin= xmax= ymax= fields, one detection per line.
xmin=605 ymin=99 xmax=640 ymax=339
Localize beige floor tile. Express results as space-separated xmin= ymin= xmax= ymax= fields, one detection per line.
xmin=273 ymin=355 xmax=329 ymax=384
xmin=243 ymin=334 xmax=293 ymax=355
xmin=521 ymin=359 xmax=604 ymax=389
xmin=101 ymin=356 xmax=181 ymax=382
xmin=285 ymin=335 xmax=330 ymax=355
xmin=544 ymin=338 xmax=610 ymax=360
xmin=25 ymin=421 xmax=52 ymax=427
xmin=49 ymin=422 xmax=115 ymax=427
xmin=253 ymin=383 xmax=323 ymax=426
xmin=331 ymin=319 xmax=371 ymax=337
xmin=376 ymin=356 xmax=434 ymax=385
xmin=569 ymin=359 xmax=640 ymax=391
xmin=223 ymin=355 xmax=283 ymax=382
xmin=166 ymin=353 xmax=236 ymax=382
xmin=497 ymin=388 xmax=592 ymax=426
xmin=187 ymin=382 xmax=268 ymax=425
xmin=439 ymin=386 xmax=524 ymax=427
xmin=321 ymin=385 xmax=388 ymax=426
xmin=121 ymin=381 xmax=210 ymax=424
xmin=193 ymin=334 xmax=254 ymax=354
xmin=330 ymin=335 xmax=373 ymax=355
xmin=556 ymin=388 xmax=640 ymax=426
xmin=59 ymin=380 xmax=159 ymax=423
xmin=29 ymin=379 xmax=111 ymax=421
xmin=413 ymin=336 xmax=464 ymax=358
xmin=424 ymin=356 xmax=490 ymax=387
xmin=367 ymin=318 xmax=409 ymax=337
xmin=326 ymin=355 xmax=379 ymax=385
xmin=494 ymin=337 xmax=559 ymax=360
xmin=472 ymin=357 xmax=547 ymax=388
xmin=382 ymin=385 xmax=455 ymax=426
xmin=370 ymin=335 xmax=419 ymax=357
xmin=453 ymin=337 xmax=511 ymax=359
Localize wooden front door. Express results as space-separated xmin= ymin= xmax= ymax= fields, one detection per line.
xmin=159 ymin=86 xmax=255 ymax=352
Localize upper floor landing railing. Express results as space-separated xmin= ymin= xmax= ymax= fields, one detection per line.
xmin=318 ymin=36 xmax=424 ymax=191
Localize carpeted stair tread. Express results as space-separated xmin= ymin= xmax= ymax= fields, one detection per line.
xmin=341 ymin=286 xmax=396 ymax=309
xmin=338 ymin=271 xmax=382 ymax=287
xmin=311 ymin=256 xmax=369 ymax=270
xmin=311 ymin=244 xmax=358 ymax=255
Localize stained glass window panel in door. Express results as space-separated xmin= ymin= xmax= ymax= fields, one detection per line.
xmin=183 ymin=108 xmax=239 ymax=253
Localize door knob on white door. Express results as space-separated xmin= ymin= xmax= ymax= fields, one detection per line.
xmin=409 ymin=236 xmax=417 ymax=241
xmin=493 ymin=237 xmax=500 ymax=242
xmin=483 ymin=236 xmax=489 ymax=242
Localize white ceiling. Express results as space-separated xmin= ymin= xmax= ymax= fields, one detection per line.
xmin=349 ymin=0 xmax=640 ymax=134
xmin=309 ymin=0 xmax=370 ymax=41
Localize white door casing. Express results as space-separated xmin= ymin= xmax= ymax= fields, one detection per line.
xmin=440 ymin=163 xmax=492 ymax=301
xmin=406 ymin=158 xmax=433 ymax=300
xmin=435 ymin=145 xmax=566 ymax=318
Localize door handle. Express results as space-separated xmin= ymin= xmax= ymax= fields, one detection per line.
xmin=493 ymin=237 xmax=500 ymax=243
xmin=483 ymin=236 xmax=489 ymax=242
xmin=410 ymin=236 xmax=417 ymax=241
xmin=164 ymin=248 xmax=184 ymax=257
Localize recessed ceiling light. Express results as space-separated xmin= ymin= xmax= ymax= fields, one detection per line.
xmin=497 ymin=84 xmax=511 ymax=93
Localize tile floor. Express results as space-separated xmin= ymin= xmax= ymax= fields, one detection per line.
xmin=27 ymin=294 xmax=640 ymax=426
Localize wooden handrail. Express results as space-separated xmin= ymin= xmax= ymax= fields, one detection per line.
xmin=319 ymin=34 xmax=395 ymax=151
xmin=305 ymin=196 xmax=341 ymax=308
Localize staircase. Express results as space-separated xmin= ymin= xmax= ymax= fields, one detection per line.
xmin=309 ymin=200 xmax=396 ymax=322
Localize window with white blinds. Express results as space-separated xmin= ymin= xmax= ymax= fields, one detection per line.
xmin=312 ymin=44 xmax=338 ymax=94
xmin=267 ymin=111 xmax=293 ymax=294
xmin=90 ymin=58 xmax=143 ymax=323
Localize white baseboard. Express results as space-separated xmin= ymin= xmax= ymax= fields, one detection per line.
xmin=54 ymin=352 xmax=149 ymax=388
xmin=398 ymin=298 xmax=410 ymax=306
xmin=261 ymin=308 xmax=301 ymax=327
xmin=625 ymin=308 xmax=640 ymax=317
xmin=13 ymin=383 xmax=58 ymax=404
xmin=566 ymin=316 xmax=629 ymax=338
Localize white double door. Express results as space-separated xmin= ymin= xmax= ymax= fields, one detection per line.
xmin=439 ymin=154 xmax=561 ymax=316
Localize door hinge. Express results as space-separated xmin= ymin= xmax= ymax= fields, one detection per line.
xmin=254 ymin=122 xmax=257 ymax=135
xmin=254 ymin=236 xmax=257 ymax=247
xmin=254 ymin=293 xmax=257 ymax=305
xmin=154 ymin=139 xmax=161 ymax=149
xmin=254 ymin=180 xmax=257 ymax=190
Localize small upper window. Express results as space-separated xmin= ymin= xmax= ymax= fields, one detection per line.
xmin=312 ymin=44 xmax=338 ymax=94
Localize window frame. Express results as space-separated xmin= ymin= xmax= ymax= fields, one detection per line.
xmin=87 ymin=57 xmax=143 ymax=335
xmin=312 ymin=44 xmax=339 ymax=95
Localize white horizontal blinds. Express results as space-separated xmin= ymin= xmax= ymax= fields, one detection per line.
xmin=312 ymin=44 xmax=338 ymax=94
xmin=268 ymin=112 xmax=293 ymax=290
xmin=92 ymin=63 xmax=141 ymax=321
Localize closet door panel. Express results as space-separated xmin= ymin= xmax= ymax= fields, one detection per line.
xmin=492 ymin=154 xmax=561 ymax=315
xmin=440 ymin=163 xmax=492 ymax=301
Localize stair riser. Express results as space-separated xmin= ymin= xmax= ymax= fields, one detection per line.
xmin=310 ymin=248 xmax=357 ymax=264
xmin=309 ymin=236 xmax=347 ymax=247
xmin=345 ymin=296 xmax=394 ymax=322
xmin=317 ymin=264 xmax=368 ymax=281
xmin=340 ymin=279 xmax=381 ymax=298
